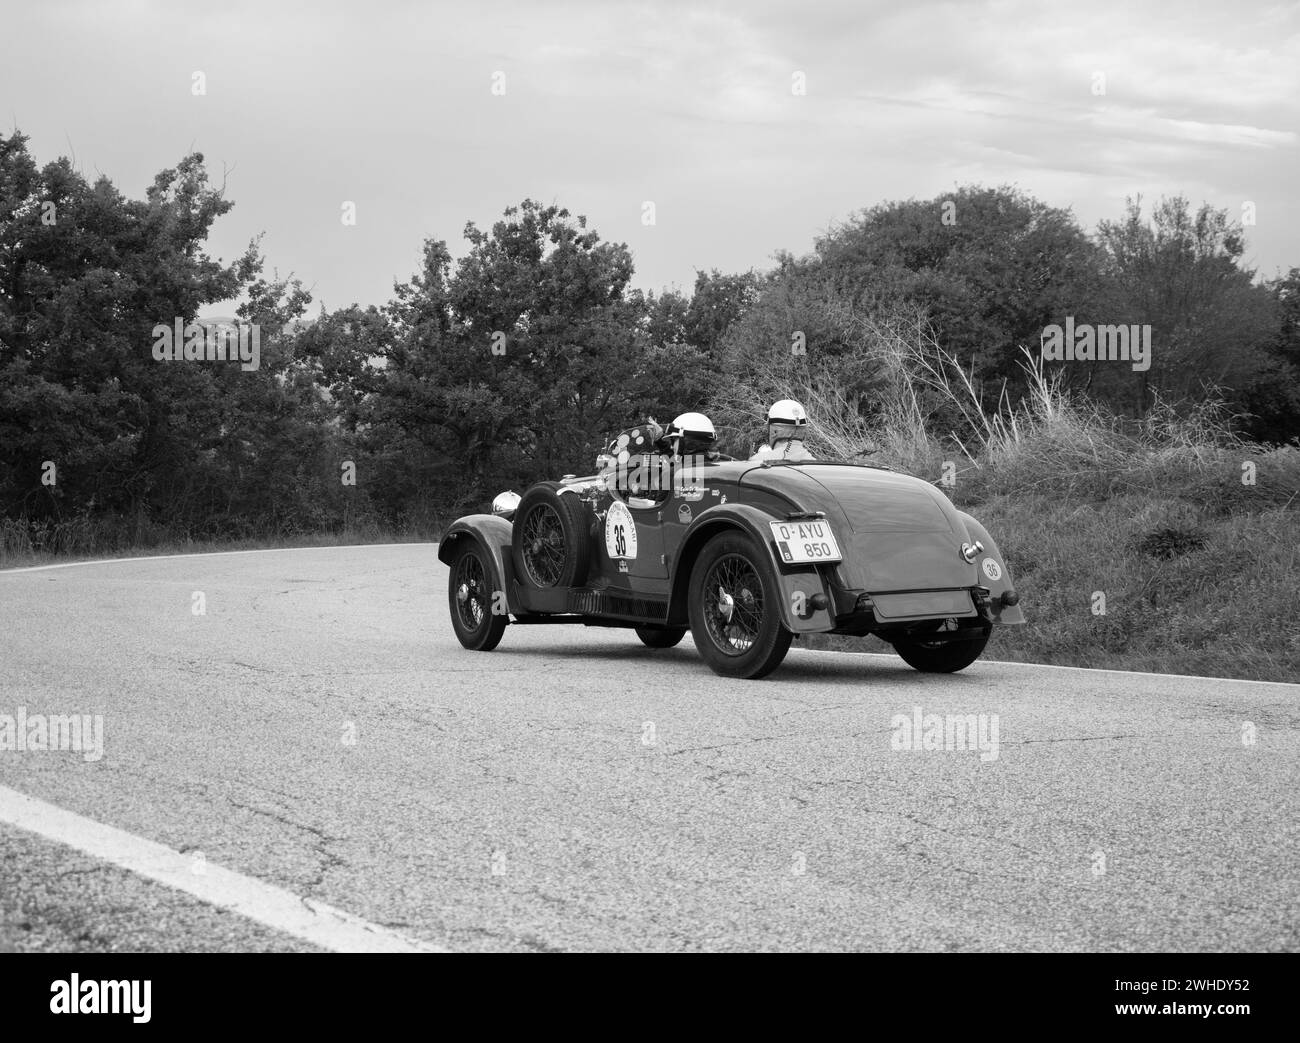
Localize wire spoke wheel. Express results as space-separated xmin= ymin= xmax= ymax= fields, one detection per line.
xmin=510 ymin=482 xmax=592 ymax=593
xmin=447 ymin=541 xmax=507 ymax=652
xmin=687 ymin=533 xmax=792 ymax=678
xmin=702 ymin=554 xmax=766 ymax=655
xmin=453 ymin=550 xmax=488 ymax=630
xmin=520 ymin=503 xmax=565 ymax=587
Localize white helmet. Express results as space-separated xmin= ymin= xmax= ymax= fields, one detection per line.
xmin=667 ymin=411 xmax=716 ymax=455
xmin=767 ymin=399 xmax=807 ymax=443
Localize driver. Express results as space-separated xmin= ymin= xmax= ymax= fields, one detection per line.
xmin=666 ymin=411 xmax=717 ymax=500
xmin=665 ymin=411 xmax=717 ymax=462
xmin=599 ymin=413 xmax=717 ymax=505
xmin=751 ymin=399 xmax=814 ymax=461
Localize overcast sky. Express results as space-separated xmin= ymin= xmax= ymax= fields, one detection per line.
xmin=3 ymin=0 xmax=1297 ymax=316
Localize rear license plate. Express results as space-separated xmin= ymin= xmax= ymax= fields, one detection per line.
xmin=769 ymin=520 xmax=842 ymax=564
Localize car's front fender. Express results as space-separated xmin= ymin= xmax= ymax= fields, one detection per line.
xmin=437 ymin=514 xmax=523 ymax=615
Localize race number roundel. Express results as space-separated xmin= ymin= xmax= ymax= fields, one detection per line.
xmin=605 ymin=501 xmax=638 ymax=560
xmin=981 ymin=558 xmax=1002 ymax=581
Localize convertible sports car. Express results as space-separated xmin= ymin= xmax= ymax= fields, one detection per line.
xmin=439 ymin=453 xmax=1025 ymax=679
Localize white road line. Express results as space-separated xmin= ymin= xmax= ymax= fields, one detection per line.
xmin=789 ymin=647 xmax=1300 ymax=689
xmin=0 ymin=542 xmax=438 ymax=575
xmin=0 ymin=786 xmax=447 ymax=953
xmin=970 ymin=655 xmax=1300 ymax=688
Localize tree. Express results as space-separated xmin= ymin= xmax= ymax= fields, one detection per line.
xmin=710 ymin=270 xmax=898 ymax=457
xmin=0 ymin=133 xmax=362 ymax=543
xmin=369 ymin=200 xmax=710 ymax=513
xmin=811 ymin=185 xmax=1100 ymax=388
xmin=1239 ymin=267 xmax=1300 ymax=443
xmin=0 ymin=135 xmax=259 ymax=525
xmin=682 ymin=269 xmax=760 ymax=359
xmin=1095 ymin=195 xmax=1279 ymax=419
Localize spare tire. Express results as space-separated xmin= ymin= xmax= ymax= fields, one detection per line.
xmin=511 ymin=482 xmax=592 ymax=591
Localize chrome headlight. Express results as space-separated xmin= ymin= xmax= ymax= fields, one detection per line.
xmin=492 ymin=490 xmax=521 ymax=517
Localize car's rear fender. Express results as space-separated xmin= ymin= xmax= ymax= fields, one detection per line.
xmin=668 ymin=504 xmax=835 ymax=633
xmin=955 ymin=512 xmax=1026 ymax=624
xmin=437 ymin=515 xmax=523 ymax=614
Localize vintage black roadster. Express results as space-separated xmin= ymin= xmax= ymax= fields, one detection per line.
xmin=439 ymin=455 xmax=1024 ymax=679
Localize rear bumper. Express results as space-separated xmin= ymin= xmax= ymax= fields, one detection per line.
xmin=824 ymin=583 xmax=1025 ymax=636
xmin=868 ymin=589 xmax=979 ymax=621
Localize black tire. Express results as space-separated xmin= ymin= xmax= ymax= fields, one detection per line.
xmin=635 ymin=626 xmax=686 ymax=649
xmin=448 ymin=541 xmax=507 ymax=651
xmin=511 ymin=482 xmax=592 ymax=591
xmin=890 ymin=630 xmax=989 ymax=673
xmin=687 ymin=531 xmax=792 ymax=679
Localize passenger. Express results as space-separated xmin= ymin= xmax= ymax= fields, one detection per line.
xmin=751 ymin=399 xmax=814 ymax=461
xmin=665 ymin=412 xmax=717 ymax=501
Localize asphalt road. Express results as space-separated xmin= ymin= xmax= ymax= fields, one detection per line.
xmin=1 ymin=544 xmax=1296 ymax=952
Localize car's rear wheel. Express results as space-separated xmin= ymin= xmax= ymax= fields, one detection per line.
xmin=889 ymin=628 xmax=989 ymax=673
xmin=448 ymin=541 xmax=507 ymax=651
xmin=511 ymin=482 xmax=592 ymax=592
xmin=635 ymin=626 xmax=686 ymax=649
xmin=688 ymin=532 xmax=792 ymax=678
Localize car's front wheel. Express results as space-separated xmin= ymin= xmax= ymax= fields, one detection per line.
xmin=448 ymin=541 xmax=507 ymax=651
xmin=889 ymin=629 xmax=989 ymax=673
xmin=688 ymin=532 xmax=792 ymax=678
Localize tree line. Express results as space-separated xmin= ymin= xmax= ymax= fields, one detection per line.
xmin=1 ymin=131 xmax=1296 ymax=548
